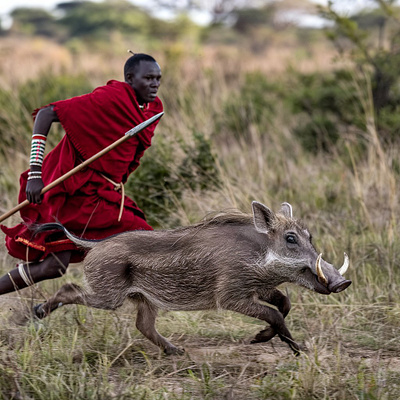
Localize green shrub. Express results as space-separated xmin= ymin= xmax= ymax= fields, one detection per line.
xmin=220 ymin=71 xmax=280 ymax=140
xmin=293 ymin=113 xmax=339 ymax=153
xmin=178 ymin=130 xmax=221 ymax=191
xmin=284 ymin=69 xmax=364 ymax=153
xmin=125 ymin=131 xmax=220 ymax=228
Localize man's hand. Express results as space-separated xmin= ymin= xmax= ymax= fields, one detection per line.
xmin=26 ymin=178 xmax=44 ymax=204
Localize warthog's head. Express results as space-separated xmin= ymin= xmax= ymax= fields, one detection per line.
xmin=252 ymin=201 xmax=351 ymax=295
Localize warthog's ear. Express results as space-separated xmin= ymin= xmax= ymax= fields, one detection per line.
xmin=252 ymin=201 xmax=274 ymax=234
xmin=279 ymin=202 xmax=293 ymax=218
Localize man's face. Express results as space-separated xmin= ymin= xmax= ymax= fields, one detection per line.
xmin=126 ymin=61 xmax=162 ymax=104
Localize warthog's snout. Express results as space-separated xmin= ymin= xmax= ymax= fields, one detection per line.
xmin=330 ymin=279 xmax=352 ymax=293
xmin=316 ymin=253 xmax=352 ymax=294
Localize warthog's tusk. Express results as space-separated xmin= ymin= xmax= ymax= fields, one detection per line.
xmin=338 ymin=252 xmax=349 ymax=276
xmin=316 ymin=253 xmax=328 ymax=286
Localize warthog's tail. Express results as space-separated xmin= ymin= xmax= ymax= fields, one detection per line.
xmin=34 ymin=222 xmax=99 ymax=249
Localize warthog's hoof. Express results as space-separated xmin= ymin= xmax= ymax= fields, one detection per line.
xmin=279 ymin=335 xmax=301 ymax=357
xmin=289 ymin=342 xmax=301 ymax=357
xmin=164 ymin=346 xmax=185 ymax=356
xmin=33 ymin=304 xmax=47 ymax=319
xmin=251 ymin=327 xmax=276 ymax=344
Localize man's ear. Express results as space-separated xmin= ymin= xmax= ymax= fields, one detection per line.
xmin=125 ymin=72 xmax=134 ymax=84
xmin=252 ymin=201 xmax=274 ymax=234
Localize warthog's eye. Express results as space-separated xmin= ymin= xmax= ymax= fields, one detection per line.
xmin=286 ymin=234 xmax=297 ymax=244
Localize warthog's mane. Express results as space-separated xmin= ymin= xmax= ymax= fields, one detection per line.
xmin=175 ymin=209 xmax=253 ymax=233
xmin=171 ymin=209 xmax=304 ymax=234
xmin=201 ymin=210 xmax=253 ymax=225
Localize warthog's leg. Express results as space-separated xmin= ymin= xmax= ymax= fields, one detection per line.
xmin=252 ymin=289 xmax=291 ymax=345
xmin=226 ymin=298 xmax=300 ymax=355
xmin=34 ymin=283 xmax=123 ymax=318
xmin=135 ymin=300 xmax=184 ymax=356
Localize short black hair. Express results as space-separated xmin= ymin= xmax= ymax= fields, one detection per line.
xmin=124 ymin=53 xmax=157 ymax=78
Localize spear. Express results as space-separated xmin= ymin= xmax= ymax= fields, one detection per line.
xmin=0 ymin=112 xmax=164 ymax=224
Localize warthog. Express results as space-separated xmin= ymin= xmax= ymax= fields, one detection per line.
xmin=34 ymin=201 xmax=351 ymax=355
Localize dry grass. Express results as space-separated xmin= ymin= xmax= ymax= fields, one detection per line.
xmin=0 ymin=35 xmax=399 ymax=399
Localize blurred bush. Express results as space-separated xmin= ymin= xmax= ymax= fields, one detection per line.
xmin=125 ymin=131 xmax=220 ymax=228
xmin=319 ymin=1 xmax=400 ymax=145
xmin=220 ymin=71 xmax=280 ymax=140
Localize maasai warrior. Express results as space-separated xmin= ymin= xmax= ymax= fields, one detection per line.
xmin=0 ymin=53 xmax=163 ymax=294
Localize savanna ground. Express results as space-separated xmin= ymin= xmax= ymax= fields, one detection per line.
xmin=0 ymin=30 xmax=399 ymax=399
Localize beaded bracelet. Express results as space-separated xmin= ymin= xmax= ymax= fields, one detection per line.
xmin=30 ymin=134 xmax=47 ymax=168
xmin=27 ymin=171 xmax=42 ymax=180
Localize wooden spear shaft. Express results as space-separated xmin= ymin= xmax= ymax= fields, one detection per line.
xmin=0 ymin=112 xmax=164 ymax=224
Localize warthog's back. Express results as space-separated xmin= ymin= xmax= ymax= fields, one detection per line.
xmin=83 ymin=216 xmax=266 ymax=311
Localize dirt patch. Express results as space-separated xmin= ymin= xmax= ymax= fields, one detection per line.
xmin=172 ymin=335 xmax=400 ymax=374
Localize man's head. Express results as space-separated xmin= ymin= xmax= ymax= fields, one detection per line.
xmin=124 ymin=53 xmax=162 ymax=104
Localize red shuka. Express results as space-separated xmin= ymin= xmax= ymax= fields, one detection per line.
xmin=1 ymin=80 xmax=163 ymax=262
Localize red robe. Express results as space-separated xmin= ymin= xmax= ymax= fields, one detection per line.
xmin=1 ymin=80 xmax=163 ymax=262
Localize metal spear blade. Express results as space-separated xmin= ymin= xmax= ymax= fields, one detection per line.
xmin=125 ymin=112 xmax=164 ymax=137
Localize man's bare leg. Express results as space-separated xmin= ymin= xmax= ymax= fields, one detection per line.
xmin=0 ymin=251 xmax=72 ymax=295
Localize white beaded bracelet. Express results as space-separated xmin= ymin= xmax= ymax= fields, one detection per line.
xmin=27 ymin=171 xmax=42 ymax=180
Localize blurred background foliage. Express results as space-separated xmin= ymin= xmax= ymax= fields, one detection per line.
xmin=0 ymin=0 xmax=400 ymax=226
